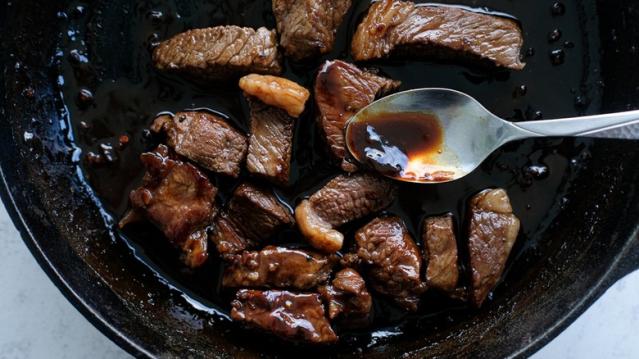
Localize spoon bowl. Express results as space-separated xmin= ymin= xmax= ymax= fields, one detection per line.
xmin=345 ymin=88 xmax=639 ymax=183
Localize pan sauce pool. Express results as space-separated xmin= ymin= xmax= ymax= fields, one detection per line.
xmin=346 ymin=112 xmax=457 ymax=182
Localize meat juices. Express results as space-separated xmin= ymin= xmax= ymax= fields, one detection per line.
xmin=468 ymin=188 xmax=521 ymax=307
xmin=210 ymin=183 xmax=294 ymax=255
xmin=239 ymin=74 xmax=310 ymax=185
xmin=153 ymin=26 xmax=282 ymax=80
xmin=119 ymin=145 xmax=216 ymax=268
xmin=272 ymin=0 xmax=352 ymax=60
xmin=222 ymin=246 xmax=334 ymax=290
xmin=422 ymin=215 xmax=459 ymax=292
xmin=355 ymin=217 xmax=426 ymax=311
xmin=351 ymin=0 xmax=526 ymax=70
xmin=151 ymin=111 xmax=248 ymax=178
xmin=315 ymin=60 xmax=401 ymax=172
xmin=319 ymin=268 xmax=372 ymax=321
xmin=295 ymin=173 xmax=397 ymax=253
xmin=231 ymin=289 xmax=338 ymax=343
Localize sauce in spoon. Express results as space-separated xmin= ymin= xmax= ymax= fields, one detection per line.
xmin=347 ymin=112 xmax=456 ymax=183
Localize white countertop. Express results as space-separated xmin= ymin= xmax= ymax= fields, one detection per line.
xmin=0 ymin=199 xmax=637 ymax=359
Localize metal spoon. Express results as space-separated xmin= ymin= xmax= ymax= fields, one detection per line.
xmin=345 ymin=88 xmax=639 ymax=183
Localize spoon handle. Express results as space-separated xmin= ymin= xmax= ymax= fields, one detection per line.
xmin=512 ymin=110 xmax=639 ymax=139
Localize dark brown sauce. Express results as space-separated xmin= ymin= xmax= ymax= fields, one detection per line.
xmin=347 ymin=112 xmax=454 ymax=182
xmin=55 ymin=0 xmax=602 ymax=352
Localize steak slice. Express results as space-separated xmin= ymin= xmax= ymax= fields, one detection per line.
xmin=355 ymin=216 xmax=426 ymax=311
xmin=222 ymin=246 xmax=334 ymax=290
xmin=239 ymin=74 xmax=310 ymax=186
xmin=422 ymin=215 xmax=459 ymax=293
xmin=244 ymin=98 xmax=295 ymax=185
xmin=153 ymin=26 xmax=282 ymax=80
xmin=151 ymin=111 xmax=248 ymax=178
xmin=119 ymin=145 xmax=216 ymax=268
xmin=210 ymin=183 xmax=294 ymax=255
xmin=295 ymin=173 xmax=396 ymax=253
xmin=351 ymin=0 xmax=525 ymax=70
xmin=315 ymin=60 xmax=400 ymax=172
xmin=231 ymin=289 xmax=338 ymax=343
xmin=318 ymin=268 xmax=372 ymax=321
xmin=272 ymin=0 xmax=352 ymax=60
xmin=468 ymin=188 xmax=520 ymax=307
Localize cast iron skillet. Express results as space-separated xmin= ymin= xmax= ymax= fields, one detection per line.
xmin=2 ymin=0 xmax=639 ymax=357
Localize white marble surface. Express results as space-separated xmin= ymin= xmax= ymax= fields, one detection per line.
xmin=0 ymin=199 xmax=637 ymax=359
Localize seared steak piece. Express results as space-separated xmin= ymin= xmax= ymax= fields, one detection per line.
xmin=210 ymin=183 xmax=294 ymax=255
xmin=272 ymin=0 xmax=352 ymax=60
xmin=119 ymin=145 xmax=216 ymax=268
xmin=152 ymin=112 xmax=248 ymax=178
xmin=318 ymin=268 xmax=372 ymax=321
xmin=355 ymin=216 xmax=426 ymax=311
xmin=351 ymin=0 xmax=526 ymax=70
xmin=222 ymin=246 xmax=334 ymax=290
xmin=295 ymin=173 xmax=396 ymax=253
xmin=231 ymin=289 xmax=338 ymax=343
xmin=153 ymin=26 xmax=282 ymax=80
xmin=468 ymin=188 xmax=520 ymax=307
xmin=422 ymin=215 xmax=459 ymax=293
xmin=315 ymin=60 xmax=400 ymax=172
xmin=244 ymin=98 xmax=295 ymax=185
xmin=240 ymin=75 xmax=310 ymax=185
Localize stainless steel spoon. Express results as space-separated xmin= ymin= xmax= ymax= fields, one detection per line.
xmin=345 ymin=88 xmax=639 ymax=183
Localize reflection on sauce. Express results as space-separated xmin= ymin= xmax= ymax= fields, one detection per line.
xmin=347 ymin=112 xmax=455 ymax=182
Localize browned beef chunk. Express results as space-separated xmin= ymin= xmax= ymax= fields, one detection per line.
xmin=151 ymin=112 xmax=248 ymax=178
xmin=210 ymin=183 xmax=294 ymax=255
xmin=351 ymin=0 xmax=525 ymax=70
xmin=222 ymin=246 xmax=334 ymax=290
xmin=239 ymin=75 xmax=310 ymax=186
xmin=315 ymin=60 xmax=401 ymax=172
xmin=355 ymin=216 xmax=426 ymax=311
xmin=272 ymin=0 xmax=352 ymax=60
xmin=119 ymin=145 xmax=216 ymax=268
xmin=231 ymin=289 xmax=338 ymax=343
xmin=244 ymin=98 xmax=294 ymax=185
xmin=422 ymin=215 xmax=459 ymax=293
xmin=153 ymin=26 xmax=282 ymax=81
xmin=295 ymin=173 xmax=396 ymax=253
xmin=468 ymin=188 xmax=520 ymax=307
xmin=318 ymin=268 xmax=372 ymax=321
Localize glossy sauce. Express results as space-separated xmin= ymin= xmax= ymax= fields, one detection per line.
xmin=55 ymin=0 xmax=602 ymax=351
xmin=347 ymin=112 xmax=455 ymax=182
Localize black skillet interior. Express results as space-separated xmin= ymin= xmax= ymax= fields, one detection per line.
xmin=1 ymin=0 xmax=639 ymax=357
